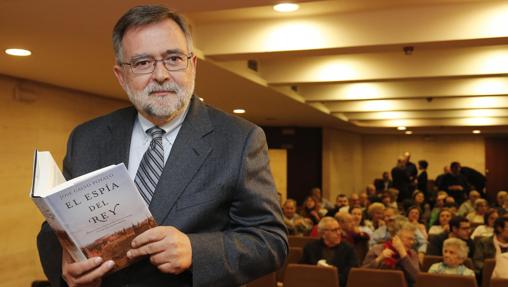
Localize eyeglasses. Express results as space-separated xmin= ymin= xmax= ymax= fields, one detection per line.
xmin=121 ymin=53 xmax=193 ymax=74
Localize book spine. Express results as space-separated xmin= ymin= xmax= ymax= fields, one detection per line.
xmin=32 ymin=197 xmax=87 ymax=262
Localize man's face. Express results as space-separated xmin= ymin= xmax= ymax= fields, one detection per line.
xmin=336 ymin=196 xmax=348 ymax=207
xmin=398 ymin=230 xmax=416 ymax=250
xmin=453 ymin=222 xmax=471 ymax=240
xmin=384 ymin=209 xmax=397 ymax=232
xmin=283 ymin=202 xmax=296 ymax=219
xmin=321 ymin=220 xmax=342 ymax=247
xmin=469 ymin=192 xmax=480 ymax=203
xmin=497 ymin=221 xmax=508 ymax=242
xmin=113 ymin=19 xmax=197 ymax=122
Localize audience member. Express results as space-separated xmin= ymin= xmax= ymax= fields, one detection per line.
xmin=374 ymin=171 xmax=393 ymax=192
xmin=457 ymin=190 xmax=481 ymax=216
xmin=365 ymin=202 xmax=386 ymax=231
xmin=466 ymin=198 xmax=489 ymax=227
xmin=366 ymin=184 xmax=380 ymax=203
xmin=381 ymin=190 xmax=398 ymax=210
xmin=300 ymin=217 xmax=359 ymax=287
xmin=428 ymin=238 xmax=475 ymax=276
xmin=349 ymin=193 xmax=361 ymax=208
xmin=473 ymin=216 xmax=508 ymax=273
xmin=438 ymin=162 xmax=469 ymax=205
xmin=494 ymin=191 xmax=508 ymax=209
xmin=428 ymin=208 xmax=453 ymax=236
xmin=407 ymin=206 xmax=428 ymax=240
xmin=427 ymin=216 xmax=475 ymax=258
xmin=326 ymin=193 xmax=350 ymax=216
xmin=392 ymin=156 xmax=412 ymax=203
xmin=428 ymin=192 xmax=448 ymax=227
xmin=417 ymin=160 xmax=428 ymax=196
xmin=336 ymin=212 xmax=370 ymax=261
xmin=310 ymin=187 xmax=335 ymax=212
xmin=409 ymin=190 xmax=431 ymax=224
xmin=350 ymin=206 xmax=373 ymax=237
xmin=435 ymin=166 xmax=451 ymax=192
xmin=369 ymin=207 xmax=428 ymax=256
xmin=283 ymin=199 xmax=312 ymax=236
xmin=362 ymin=222 xmax=420 ymax=287
xmin=460 ymin=166 xmax=486 ymax=195
xmin=404 ymin=152 xmax=418 ymax=190
xmin=300 ymin=196 xmax=322 ymax=225
xmin=471 ymin=209 xmax=499 ymax=240
xmin=359 ymin=191 xmax=370 ymax=210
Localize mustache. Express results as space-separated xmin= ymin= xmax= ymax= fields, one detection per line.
xmin=145 ymin=82 xmax=180 ymax=94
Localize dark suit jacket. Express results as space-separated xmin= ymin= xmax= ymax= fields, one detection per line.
xmin=299 ymin=239 xmax=359 ymax=287
xmin=37 ymin=96 xmax=288 ymax=286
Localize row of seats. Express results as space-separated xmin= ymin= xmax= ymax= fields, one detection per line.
xmin=248 ymin=265 xmax=508 ymax=287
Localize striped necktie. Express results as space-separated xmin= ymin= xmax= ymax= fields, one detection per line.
xmin=135 ymin=126 xmax=165 ymax=204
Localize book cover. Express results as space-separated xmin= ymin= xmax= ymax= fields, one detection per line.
xmin=30 ymin=150 xmax=157 ymax=272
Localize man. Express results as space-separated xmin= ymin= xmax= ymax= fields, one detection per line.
xmin=282 ymin=199 xmax=312 ymax=236
xmin=326 ymin=193 xmax=350 ymax=216
xmin=374 ymin=171 xmax=393 ymax=192
xmin=473 ymin=216 xmax=508 ymax=273
xmin=391 ymin=156 xmax=411 ymax=203
xmin=311 ymin=187 xmax=335 ymax=211
xmin=457 ymin=190 xmax=481 ymax=216
xmin=369 ymin=207 xmax=428 ymax=256
xmin=335 ymin=212 xmax=370 ymax=261
xmin=300 ymin=217 xmax=359 ymax=287
xmin=439 ymin=162 xmax=469 ymax=205
xmin=403 ymin=152 xmax=418 ymax=193
xmin=417 ymin=160 xmax=428 ymax=196
xmin=362 ymin=222 xmax=420 ymax=287
xmin=427 ymin=216 xmax=475 ymax=258
xmin=36 ymin=5 xmax=287 ymax=287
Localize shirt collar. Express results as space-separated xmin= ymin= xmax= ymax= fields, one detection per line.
xmin=137 ymin=106 xmax=189 ymax=136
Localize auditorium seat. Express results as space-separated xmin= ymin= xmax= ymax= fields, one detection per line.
xmin=346 ymin=268 xmax=407 ymax=287
xmin=482 ymin=259 xmax=496 ymax=287
xmin=246 ymin=272 xmax=277 ymax=287
xmin=283 ymin=264 xmax=339 ymax=287
xmin=288 ymin=235 xmax=318 ymax=248
xmin=491 ymin=277 xmax=508 ymax=287
xmin=421 ymin=255 xmax=474 ymax=272
xmin=415 ymin=272 xmax=477 ymax=287
xmin=276 ymin=247 xmax=303 ymax=282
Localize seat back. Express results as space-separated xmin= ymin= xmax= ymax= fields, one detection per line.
xmin=421 ymin=255 xmax=474 ymax=271
xmin=288 ymin=236 xmax=318 ymax=248
xmin=415 ymin=272 xmax=477 ymax=287
xmin=491 ymin=277 xmax=508 ymax=287
xmin=276 ymin=247 xmax=303 ymax=282
xmin=482 ymin=259 xmax=496 ymax=287
xmin=283 ymin=264 xmax=339 ymax=287
xmin=346 ymin=268 xmax=407 ymax=287
xmin=246 ymin=272 xmax=277 ymax=287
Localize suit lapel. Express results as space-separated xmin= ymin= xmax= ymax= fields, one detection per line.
xmin=149 ymin=97 xmax=213 ymax=223
xmin=102 ymin=107 xmax=137 ymax=167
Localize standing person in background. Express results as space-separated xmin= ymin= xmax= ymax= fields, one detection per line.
xmin=439 ymin=162 xmax=469 ymax=205
xmin=36 ymin=5 xmax=287 ymax=286
xmin=392 ymin=157 xmax=411 ymax=204
xmin=375 ymin=171 xmax=393 ymax=192
xmin=417 ymin=160 xmax=428 ymax=197
xmin=404 ymin=152 xmax=418 ymax=194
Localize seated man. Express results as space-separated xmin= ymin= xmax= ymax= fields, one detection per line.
xmin=473 ymin=216 xmax=508 ymax=274
xmin=282 ymin=199 xmax=312 ymax=236
xmin=427 ymin=216 xmax=475 ymax=258
xmin=335 ymin=211 xmax=370 ymax=261
xmin=326 ymin=193 xmax=350 ymax=216
xmin=300 ymin=216 xmax=359 ymax=287
xmin=369 ymin=207 xmax=428 ymax=255
xmin=362 ymin=222 xmax=420 ymax=287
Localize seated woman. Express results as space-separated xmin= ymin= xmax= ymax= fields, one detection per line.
xmin=428 ymin=208 xmax=453 ymax=236
xmin=470 ymin=209 xmax=498 ymax=239
xmin=362 ymin=221 xmax=420 ymax=287
xmin=407 ymin=205 xmax=428 ymax=240
xmin=350 ymin=206 xmax=373 ymax=238
xmin=428 ymin=237 xmax=475 ymax=276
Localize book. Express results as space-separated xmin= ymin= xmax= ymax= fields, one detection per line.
xmin=30 ymin=150 xmax=157 ymax=272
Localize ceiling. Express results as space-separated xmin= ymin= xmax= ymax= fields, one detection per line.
xmin=1 ymin=0 xmax=508 ymax=134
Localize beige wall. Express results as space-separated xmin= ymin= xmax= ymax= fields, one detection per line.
xmin=323 ymin=129 xmax=486 ymax=200
xmin=268 ymin=149 xmax=287 ymax=204
xmin=0 ymin=74 xmax=128 ymax=286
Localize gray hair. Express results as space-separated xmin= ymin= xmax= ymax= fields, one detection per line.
xmin=112 ymin=5 xmax=193 ymax=63
xmin=391 ymin=217 xmax=413 ymax=236
xmin=443 ymin=237 xmax=469 ymax=261
xmin=474 ymin=198 xmax=488 ymax=210
xmin=317 ymin=216 xmax=338 ymax=235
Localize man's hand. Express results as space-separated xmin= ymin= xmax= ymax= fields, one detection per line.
xmin=127 ymin=226 xmax=192 ymax=274
xmin=391 ymin=235 xmax=407 ymax=258
xmin=62 ymin=249 xmax=115 ymax=287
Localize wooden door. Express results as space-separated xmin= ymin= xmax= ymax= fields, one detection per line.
xmin=485 ymin=137 xmax=508 ymax=203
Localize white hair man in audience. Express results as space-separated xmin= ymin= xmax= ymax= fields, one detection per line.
xmin=457 ymin=190 xmax=481 ymax=216
xmin=335 ymin=212 xmax=370 ymax=261
xmin=495 ymin=191 xmax=508 ymax=209
xmin=282 ymin=199 xmax=312 ymax=236
xmin=299 ymin=216 xmax=359 ymax=287
xmin=362 ymin=221 xmax=420 ymax=287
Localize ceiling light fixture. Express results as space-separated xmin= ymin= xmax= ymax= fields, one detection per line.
xmin=233 ymin=109 xmax=246 ymax=114
xmin=273 ymin=3 xmax=299 ymax=13
xmin=405 ymin=131 xmax=413 ymax=135
xmin=472 ymin=130 xmax=481 ymax=134
xmin=5 ymin=48 xmax=31 ymax=56
xmin=397 ymin=126 xmax=407 ymax=131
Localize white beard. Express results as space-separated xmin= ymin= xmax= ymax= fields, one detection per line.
xmin=125 ymin=79 xmax=194 ymax=120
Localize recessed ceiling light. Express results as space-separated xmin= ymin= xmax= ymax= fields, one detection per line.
xmin=233 ymin=109 xmax=246 ymax=114
xmin=472 ymin=130 xmax=481 ymax=134
xmin=397 ymin=126 xmax=407 ymax=131
xmin=273 ymin=3 xmax=299 ymax=13
xmin=198 ymin=97 xmax=204 ymax=102
xmin=5 ymin=48 xmax=31 ymax=56
xmin=405 ymin=131 xmax=413 ymax=135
